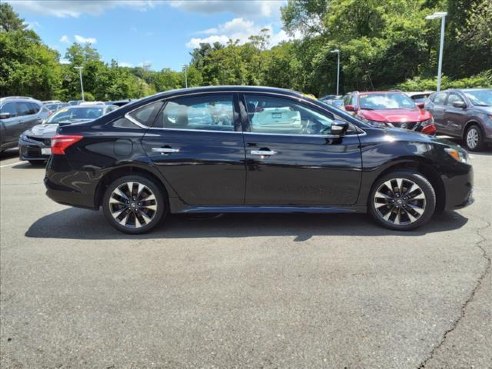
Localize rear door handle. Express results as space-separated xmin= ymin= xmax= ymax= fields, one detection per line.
xmin=251 ymin=149 xmax=277 ymax=156
xmin=152 ymin=147 xmax=180 ymax=154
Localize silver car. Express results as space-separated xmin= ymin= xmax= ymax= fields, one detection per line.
xmin=19 ymin=105 xmax=118 ymax=164
xmin=425 ymin=88 xmax=492 ymax=151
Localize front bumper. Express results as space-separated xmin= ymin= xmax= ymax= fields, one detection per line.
xmin=442 ymin=165 xmax=474 ymax=210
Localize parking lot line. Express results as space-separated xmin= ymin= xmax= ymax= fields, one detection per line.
xmin=0 ymin=161 xmax=23 ymax=168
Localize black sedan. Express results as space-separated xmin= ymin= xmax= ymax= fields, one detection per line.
xmin=19 ymin=105 xmax=118 ymax=165
xmin=44 ymin=86 xmax=473 ymax=234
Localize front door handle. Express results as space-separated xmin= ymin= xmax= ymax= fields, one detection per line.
xmin=152 ymin=147 xmax=180 ymax=154
xmin=251 ymin=149 xmax=277 ymax=156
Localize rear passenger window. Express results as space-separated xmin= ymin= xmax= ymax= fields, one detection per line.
xmin=128 ymin=101 xmax=163 ymax=127
xmin=29 ymin=103 xmax=40 ymax=114
xmin=433 ymin=92 xmax=447 ymax=105
xmin=16 ymin=102 xmax=32 ymax=116
xmin=154 ymin=94 xmax=237 ymax=131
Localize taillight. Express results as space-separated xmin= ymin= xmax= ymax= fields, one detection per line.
xmin=51 ymin=135 xmax=83 ymax=155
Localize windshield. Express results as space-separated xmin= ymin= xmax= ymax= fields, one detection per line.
xmin=47 ymin=107 xmax=104 ymax=123
xmin=359 ymin=93 xmax=416 ymax=110
xmin=463 ymin=89 xmax=492 ymax=107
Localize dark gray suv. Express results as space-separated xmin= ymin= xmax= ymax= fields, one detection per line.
xmin=425 ymin=88 xmax=492 ymax=151
xmin=0 ymin=97 xmax=49 ymax=153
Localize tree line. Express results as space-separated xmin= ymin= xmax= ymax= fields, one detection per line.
xmin=0 ymin=0 xmax=490 ymax=101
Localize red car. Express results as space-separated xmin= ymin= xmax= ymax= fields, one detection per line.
xmin=343 ymin=91 xmax=436 ymax=135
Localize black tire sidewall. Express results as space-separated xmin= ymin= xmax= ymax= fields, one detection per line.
xmin=464 ymin=125 xmax=483 ymax=152
xmin=369 ymin=171 xmax=436 ymax=231
xmin=102 ymin=175 xmax=166 ymax=234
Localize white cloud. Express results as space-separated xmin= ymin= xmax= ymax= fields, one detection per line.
xmin=74 ymin=35 xmax=97 ymax=44
xmin=25 ymin=21 xmax=41 ymax=30
xmin=59 ymin=35 xmax=70 ymax=44
xmin=186 ymin=17 xmax=299 ymax=49
xmin=170 ymin=0 xmax=285 ymax=18
xmin=60 ymin=58 xmax=70 ymax=65
xmin=119 ymin=62 xmax=134 ymax=68
xmin=7 ymin=0 xmax=157 ymax=18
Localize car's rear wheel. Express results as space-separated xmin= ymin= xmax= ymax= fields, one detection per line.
xmin=464 ymin=124 xmax=483 ymax=152
xmin=102 ymin=175 xmax=166 ymax=234
xmin=369 ymin=171 xmax=436 ymax=231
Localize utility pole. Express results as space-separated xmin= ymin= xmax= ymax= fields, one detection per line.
xmin=330 ymin=49 xmax=340 ymax=95
xmin=425 ymin=12 xmax=447 ymax=92
xmin=74 ymin=66 xmax=84 ymax=101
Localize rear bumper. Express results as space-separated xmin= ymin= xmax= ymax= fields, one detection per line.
xmin=45 ymin=176 xmax=98 ymax=210
xmin=442 ymin=165 xmax=474 ymax=210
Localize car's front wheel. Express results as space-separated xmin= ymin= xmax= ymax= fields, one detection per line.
xmin=369 ymin=171 xmax=436 ymax=231
xmin=102 ymin=175 xmax=166 ymax=234
xmin=464 ymin=124 xmax=483 ymax=151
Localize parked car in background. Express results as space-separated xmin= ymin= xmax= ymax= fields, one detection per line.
xmin=44 ymin=86 xmax=472 ymax=234
xmin=343 ymin=91 xmax=436 ymax=135
xmin=107 ymin=99 xmax=133 ymax=107
xmin=44 ymin=102 xmax=69 ymax=116
xmin=405 ymin=91 xmax=434 ymax=105
xmin=42 ymin=100 xmax=62 ymax=105
xmin=68 ymin=100 xmax=83 ymax=106
xmin=19 ymin=104 xmax=118 ymax=164
xmin=0 ymin=96 xmax=49 ymax=153
xmin=319 ymin=96 xmax=344 ymax=110
xmin=425 ymin=88 xmax=492 ymax=151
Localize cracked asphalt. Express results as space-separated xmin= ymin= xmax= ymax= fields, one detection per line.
xmin=1 ymin=146 xmax=491 ymax=369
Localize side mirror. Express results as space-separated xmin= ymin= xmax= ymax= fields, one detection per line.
xmin=344 ymin=104 xmax=356 ymax=112
xmin=416 ymin=102 xmax=425 ymax=109
xmin=452 ymin=101 xmax=466 ymax=109
xmin=331 ymin=121 xmax=349 ymax=136
xmin=0 ymin=112 xmax=11 ymax=119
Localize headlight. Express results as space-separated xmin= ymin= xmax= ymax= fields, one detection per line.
xmin=445 ymin=147 xmax=469 ymax=163
xmin=20 ymin=133 xmax=28 ymax=141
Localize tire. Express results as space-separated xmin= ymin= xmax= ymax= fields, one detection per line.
xmin=102 ymin=175 xmax=167 ymax=234
xmin=369 ymin=170 xmax=436 ymax=231
xmin=464 ymin=124 xmax=483 ymax=152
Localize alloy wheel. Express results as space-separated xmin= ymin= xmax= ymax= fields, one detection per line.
xmin=373 ymin=178 xmax=427 ymax=226
xmin=466 ymin=127 xmax=479 ymax=150
xmin=108 ymin=181 xmax=158 ymax=229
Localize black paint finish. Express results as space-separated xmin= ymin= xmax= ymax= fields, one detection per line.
xmin=45 ymin=86 xmax=473 ymax=218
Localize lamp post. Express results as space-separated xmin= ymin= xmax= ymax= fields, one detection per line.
xmin=425 ymin=11 xmax=447 ymax=92
xmin=183 ymin=65 xmax=188 ymax=88
xmin=330 ymin=49 xmax=340 ymax=95
xmin=74 ymin=66 xmax=85 ymax=101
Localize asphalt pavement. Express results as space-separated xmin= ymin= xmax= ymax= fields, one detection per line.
xmin=1 ymin=146 xmax=491 ymax=369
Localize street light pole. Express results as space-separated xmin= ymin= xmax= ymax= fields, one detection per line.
xmin=74 ymin=66 xmax=85 ymax=101
xmin=183 ymin=65 xmax=188 ymax=88
xmin=330 ymin=49 xmax=340 ymax=95
xmin=426 ymin=12 xmax=447 ymax=92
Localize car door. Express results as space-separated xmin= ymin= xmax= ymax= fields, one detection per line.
xmin=429 ymin=92 xmax=448 ymax=132
xmin=140 ymin=93 xmax=246 ymax=206
xmin=241 ymin=93 xmax=362 ymax=206
xmin=443 ymin=92 xmax=468 ymax=136
xmin=0 ymin=102 xmax=23 ymax=148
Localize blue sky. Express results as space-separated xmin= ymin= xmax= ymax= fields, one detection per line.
xmin=7 ymin=0 xmax=292 ymax=71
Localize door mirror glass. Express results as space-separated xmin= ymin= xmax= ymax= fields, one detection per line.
xmin=452 ymin=100 xmax=466 ymax=109
xmin=344 ymin=104 xmax=356 ymax=112
xmin=0 ymin=112 xmax=11 ymax=119
xmin=416 ymin=102 xmax=425 ymax=109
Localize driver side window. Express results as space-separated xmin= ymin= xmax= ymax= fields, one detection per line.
xmin=243 ymin=94 xmax=335 ymax=135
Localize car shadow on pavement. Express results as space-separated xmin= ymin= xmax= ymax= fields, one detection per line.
xmin=0 ymin=148 xmax=19 ymax=161
xmin=25 ymin=208 xmax=468 ymax=241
